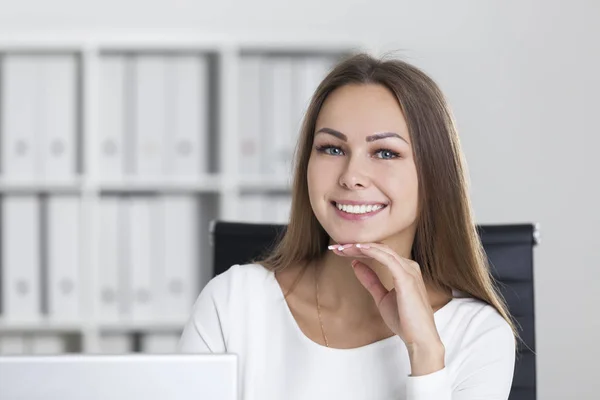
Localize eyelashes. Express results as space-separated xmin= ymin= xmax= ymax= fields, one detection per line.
xmin=315 ymin=144 xmax=401 ymax=160
xmin=315 ymin=144 xmax=344 ymax=156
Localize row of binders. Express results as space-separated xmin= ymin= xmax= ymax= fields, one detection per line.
xmin=0 ymin=195 xmax=205 ymax=324
xmin=0 ymin=333 xmax=180 ymax=355
xmin=237 ymin=194 xmax=292 ymax=225
xmin=238 ymin=55 xmax=337 ymax=177
xmin=0 ymin=334 xmax=78 ymax=355
xmin=0 ymin=52 xmax=338 ymax=181
xmin=99 ymin=54 xmax=213 ymax=179
xmin=0 ymin=53 xmax=211 ymax=181
xmin=0 ymin=193 xmax=290 ymax=326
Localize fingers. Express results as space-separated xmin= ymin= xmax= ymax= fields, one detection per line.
xmin=351 ymin=260 xmax=388 ymax=306
xmin=354 ymin=245 xmax=413 ymax=283
xmin=361 ymin=243 xmax=421 ymax=277
xmin=328 ymin=244 xmax=370 ymax=258
xmin=327 ymin=243 xmax=419 ymax=276
xmin=354 ymin=245 xmax=429 ymax=303
xmin=327 ymin=243 xmax=426 ymax=296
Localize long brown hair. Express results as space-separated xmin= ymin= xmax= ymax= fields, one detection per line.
xmin=257 ymin=53 xmax=518 ymax=341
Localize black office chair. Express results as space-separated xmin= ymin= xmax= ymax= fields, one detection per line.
xmin=210 ymin=221 xmax=539 ymax=400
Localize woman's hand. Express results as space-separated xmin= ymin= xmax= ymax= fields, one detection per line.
xmin=329 ymin=242 xmax=446 ymax=376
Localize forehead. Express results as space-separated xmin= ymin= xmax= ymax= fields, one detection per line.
xmin=315 ymin=83 xmax=409 ymax=138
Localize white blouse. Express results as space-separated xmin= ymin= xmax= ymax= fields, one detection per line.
xmin=178 ymin=263 xmax=516 ymax=400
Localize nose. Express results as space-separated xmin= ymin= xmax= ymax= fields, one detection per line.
xmin=338 ymin=156 xmax=371 ymax=190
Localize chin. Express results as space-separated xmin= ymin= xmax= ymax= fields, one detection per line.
xmin=327 ymin=229 xmax=387 ymax=245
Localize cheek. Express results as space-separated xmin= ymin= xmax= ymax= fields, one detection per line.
xmin=382 ymin=165 xmax=419 ymax=204
xmin=308 ymin=155 xmax=335 ymax=188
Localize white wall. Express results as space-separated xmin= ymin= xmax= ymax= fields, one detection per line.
xmin=1 ymin=0 xmax=598 ymax=398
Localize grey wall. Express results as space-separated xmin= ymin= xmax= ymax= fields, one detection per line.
xmin=1 ymin=0 xmax=598 ymax=398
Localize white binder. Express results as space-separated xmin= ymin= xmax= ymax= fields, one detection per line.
xmin=98 ymin=334 xmax=133 ymax=354
xmin=166 ymin=56 xmax=209 ymax=177
xmin=39 ymin=56 xmax=77 ymax=182
xmin=0 ymin=335 xmax=28 ymax=355
xmin=141 ymin=333 xmax=180 ymax=354
xmin=97 ymin=197 xmax=123 ymax=323
xmin=291 ymin=57 xmax=333 ymax=143
xmin=1 ymin=56 xmax=40 ymax=180
xmin=127 ymin=197 xmax=160 ymax=322
xmin=272 ymin=195 xmax=292 ymax=224
xmin=238 ymin=56 xmax=263 ymax=175
xmin=99 ymin=57 xmax=127 ymax=181
xmin=261 ymin=57 xmax=295 ymax=176
xmin=47 ymin=196 xmax=81 ymax=321
xmin=161 ymin=196 xmax=199 ymax=320
xmin=237 ymin=194 xmax=266 ymax=223
xmin=29 ymin=335 xmax=66 ymax=354
xmin=133 ymin=56 xmax=167 ymax=178
xmin=1 ymin=196 xmax=41 ymax=322
xmin=260 ymin=195 xmax=291 ymax=224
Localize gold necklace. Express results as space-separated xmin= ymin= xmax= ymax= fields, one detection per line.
xmin=315 ymin=263 xmax=330 ymax=347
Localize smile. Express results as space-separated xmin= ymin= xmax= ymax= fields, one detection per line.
xmin=331 ymin=201 xmax=388 ymax=220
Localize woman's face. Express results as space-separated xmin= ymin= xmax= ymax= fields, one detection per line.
xmin=307 ymin=83 xmax=419 ymax=246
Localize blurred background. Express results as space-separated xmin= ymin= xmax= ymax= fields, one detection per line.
xmin=0 ymin=1 xmax=598 ymax=399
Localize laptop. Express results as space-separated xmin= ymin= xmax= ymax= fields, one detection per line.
xmin=0 ymin=353 xmax=238 ymax=400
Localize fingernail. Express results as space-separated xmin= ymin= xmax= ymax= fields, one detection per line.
xmin=337 ymin=246 xmax=345 ymax=251
xmin=356 ymin=243 xmax=370 ymax=249
xmin=327 ymin=245 xmax=336 ymax=250
xmin=342 ymin=244 xmax=354 ymax=249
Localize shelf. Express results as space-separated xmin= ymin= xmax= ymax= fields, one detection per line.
xmin=0 ymin=178 xmax=84 ymax=194
xmin=97 ymin=175 xmax=223 ymax=193
xmin=239 ymin=175 xmax=292 ymax=192
xmin=98 ymin=321 xmax=187 ymax=333
xmin=0 ymin=34 xmax=364 ymax=53
xmin=0 ymin=319 xmax=84 ymax=333
xmin=0 ymin=320 xmax=187 ymax=334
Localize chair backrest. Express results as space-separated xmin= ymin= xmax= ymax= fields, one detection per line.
xmin=210 ymin=221 xmax=538 ymax=400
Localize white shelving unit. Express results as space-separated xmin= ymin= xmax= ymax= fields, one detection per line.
xmin=0 ymin=35 xmax=368 ymax=354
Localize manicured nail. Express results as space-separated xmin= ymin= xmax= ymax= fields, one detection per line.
xmin=327 ymin=245 xmax=336 ymax=250
xmin=356 ymin=243 xmax=370 ymax=249
xmin=337 ymin=246 xmax=345 ymax=251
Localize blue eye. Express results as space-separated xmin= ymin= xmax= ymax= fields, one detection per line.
xmin=375 ymin=149 xmax=400 ymax=159
xmin=316 ymin=145 xmax=345 ymax=156
xmin=316 ymin=144 xmax=400 ymax=160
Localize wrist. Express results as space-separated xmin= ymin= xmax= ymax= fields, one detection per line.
xmin=407 ymin=341 xmax=445 ymax=377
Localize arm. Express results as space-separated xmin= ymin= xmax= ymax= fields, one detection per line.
xmin=406 ymin=313 xmax=516 ymax=400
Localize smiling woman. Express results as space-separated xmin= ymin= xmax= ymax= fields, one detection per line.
xmin=179 ymin=53 xmax=518 ymax=400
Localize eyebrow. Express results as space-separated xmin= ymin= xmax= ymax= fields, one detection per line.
xmin=315 ymin=127 xmax=409 ymax=145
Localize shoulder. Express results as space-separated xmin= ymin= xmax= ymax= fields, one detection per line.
xmin=199 ymin=263 xmax=274 ymax=305
xmin=180 ymin=264 xmax=273 ymax=353
xmin=187 ymin=263 xmax=273 ymax=336
xmin=442 ymin=296 xmax=516 ymax=357
xmin=448 ymin=296 xmax=514 ymax=335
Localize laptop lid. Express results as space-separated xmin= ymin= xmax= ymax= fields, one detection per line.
xmin=0 ymin=354 xmax=238 ymax=400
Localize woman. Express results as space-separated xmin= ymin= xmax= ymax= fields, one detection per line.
xmin=178 ymin=53 xmax=517 ymax=399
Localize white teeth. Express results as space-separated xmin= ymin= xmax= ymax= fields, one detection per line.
xmin=335 ymin=203 xmax=385 ymax=214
